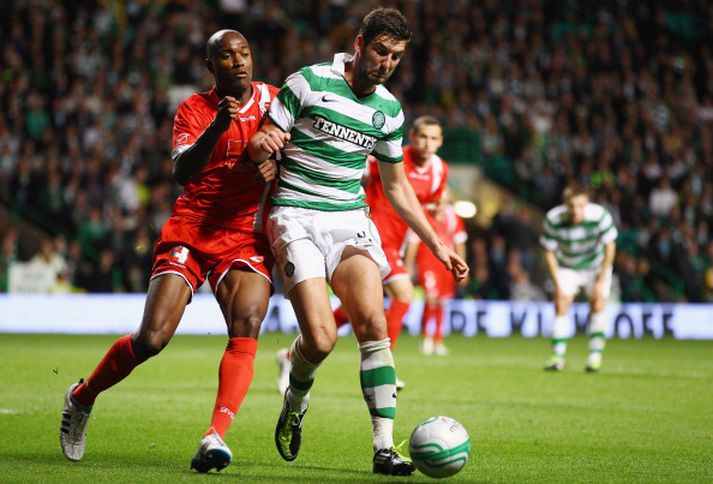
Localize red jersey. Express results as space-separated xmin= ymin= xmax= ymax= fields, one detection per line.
xmin=412 ymin=205 xmax=467 ymax=298
xmin=171 ymin=82 xmax=279 ymax=231
xmin=413 ymin=205 xmax=467 ymax=256
xmin=365 ymin=145 xmax=448 ymax=250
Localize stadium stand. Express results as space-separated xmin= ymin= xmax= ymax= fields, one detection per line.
xmin=1 ymin=0 xmax=712 ymax=301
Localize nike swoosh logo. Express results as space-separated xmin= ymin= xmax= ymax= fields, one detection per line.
xmin=322 ymin=95 xmax=338 ymax=103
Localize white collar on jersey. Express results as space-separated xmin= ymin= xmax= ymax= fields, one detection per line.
xmin=331 ymin=52 xmax=354 ymax=77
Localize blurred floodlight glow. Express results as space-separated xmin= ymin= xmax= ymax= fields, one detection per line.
xmin=454 ymin=200 xmax=477 ymax=218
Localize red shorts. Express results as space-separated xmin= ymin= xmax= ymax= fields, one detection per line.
xmin=382 ymin=243 xmax=409 ymax=284
xmin=151 ymin=215 xmax=273 ymax=296
xmin=419 ymin=264 xmax=455 ymax=300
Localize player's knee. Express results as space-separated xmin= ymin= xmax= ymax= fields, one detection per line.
xmin=312 ymin=336 xmax=336 ymax=357
xmin=554 ymin=296 xmax=570 ymax=315
xmin=132 ymin=331 xmax=169 ymax=359
xmin=353 ymin=313 xmax=388 ymax=341
xmin=227 ymin=314 xmax=263 ymax=338
xmin=590 ymin=297 xmax=605 ymax=314
xmin=394 ymin=287 xmax=413 ymax=305
xmin=395 ymin=294 xmax=413 ymax=306
xmin=554 ymin=301 xmax=567 ymax=316
xmin=301 ymin=329 xmax=336 ymax=358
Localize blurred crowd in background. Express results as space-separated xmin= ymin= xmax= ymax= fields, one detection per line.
xmin=1 ymin=0 xmax=713 ymax=302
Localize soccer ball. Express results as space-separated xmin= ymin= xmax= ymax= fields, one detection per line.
xmin=409 ymin=416 xmax=471 ymax=478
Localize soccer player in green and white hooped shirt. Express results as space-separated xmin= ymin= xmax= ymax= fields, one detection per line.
xmin=248 ymin=7 xmax=469 ymax=477
xmin=540 ymin=183 xmax=618 ymax=372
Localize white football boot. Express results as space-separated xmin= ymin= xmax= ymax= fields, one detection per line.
xmin=586 ymin=352 xmax=603 ymax=372
xmin=420 ymin=337 xmax=434 ymax=355
xmin=395 ymin=378 xmax=406 ymax=392
xmin=60 ymin=380 xmax=92 ymax=461
xmin=543 ymin=355 xmax=565 ymax=372
xmin=434 ymin=342 xmax=450 ymax=356
xmin=190 ymin=430 xmax=233 ymax=473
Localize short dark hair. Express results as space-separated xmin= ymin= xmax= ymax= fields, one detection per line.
xmin=411 ymin=115 xmax=442 ymax=134
xmin=359 ymin=7 xmax=412 ymax=47
xmin=563 ymin=182 xmax=590 ymax=201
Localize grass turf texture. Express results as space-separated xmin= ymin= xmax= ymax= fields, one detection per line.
xmin=0 ymin=333 xmax=711 ymax=483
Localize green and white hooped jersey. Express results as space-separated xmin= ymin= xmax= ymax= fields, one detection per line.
xmin=268 ymin=53 xmax=404 ymax=211
xmin=540 ymin=202 xmax=618 ymax=270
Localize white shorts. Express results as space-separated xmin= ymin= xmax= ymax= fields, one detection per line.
xmin=557 ymin=266 xmax=613 ymax=299
xmin=267 ymin=206 xmax=390 ymax=296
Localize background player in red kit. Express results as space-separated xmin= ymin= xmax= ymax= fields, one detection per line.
xmin=406 ymin=202 xmax=468 ymax=356
xmin=360 ymin=115 xmax=448 ymax=349
xmin=60 ymin=30 xmax=279 ymax=473
xmin=277 ymin=116 xmax=449 ymax=393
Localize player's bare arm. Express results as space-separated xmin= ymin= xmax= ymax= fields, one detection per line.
xmin=378 ymin=160 xmax=469 ymax=281
xmin=172 ymin=96 xmax=240 ymax=185
xmin=254 ymin=158 xmax=277 ymax=183
xmin=596 ymin=242 xmax=616 ymax=285
xmin=592 ymin=241 xmax=616 ymax=308
xmin=544 ymin=249 xmax=570 ymax=313
xmin=247 ymin=119 xmax=291 ymax=163
xmin=543 ymin=250 xmax=560 ymax=289
xmin=455 ymin=240 xmax=470 ymax=286
xmin=543 ymin=250 xmax=561 ymax=298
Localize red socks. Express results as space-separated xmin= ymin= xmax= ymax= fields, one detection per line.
xmin=386 ymin=299 xmax=410 ymax=349
xmin=421 ymin=304 xmax=436 ymax=337
xmin=70 ymin=334 xmax=257 ymax=439
xmin=421 ymin=303 xmax=444 ymax=342
xmin=333 ymin=306 xmax=350 ymax=328
xmin=432 ymin=305 xmax=444 ymax=342
xmin=71 ymin=334 xmax=146 ymax=407
xmin=206 ymin=337 xmax=258 ymax=438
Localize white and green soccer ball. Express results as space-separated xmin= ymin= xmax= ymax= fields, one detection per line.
xmin=409 ymin=416 xmax=471 ymax=478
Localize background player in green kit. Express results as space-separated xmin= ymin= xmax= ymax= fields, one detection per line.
xmin=248 ymin=7 xmax=468 ymax=476
xmin=540 ymin=183 xmax=618 ymax=372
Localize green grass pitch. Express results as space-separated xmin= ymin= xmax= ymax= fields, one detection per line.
xmin=0 ymin=333 xmax=711 ymax=482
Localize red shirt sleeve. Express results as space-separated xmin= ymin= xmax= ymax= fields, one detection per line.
xmin=267 ymin=84 xmax=280 ymax=99
xmin=172 ymin=96 xmax=213 ymax=157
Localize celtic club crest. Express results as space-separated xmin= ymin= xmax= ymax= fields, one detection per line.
xmin=372 ymin=111 xmax=385 ymax=129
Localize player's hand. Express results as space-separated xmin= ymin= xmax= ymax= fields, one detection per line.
xmin=592 ymin=277 xmax=606 ymax=303
xmin=449 ymin=253 xmax=469 ymax=283
xmin=553 ymin=283 xmax=569 ymax=310
xmin=434 ymin=244 xmax=469 ymax=282
xmin=255 ymin=158 xmax=277 ymax=183
xmin=255 ymin=130 xmax=291 ymax=159
xmin=214 ymin=96 xmax=240 ymax=132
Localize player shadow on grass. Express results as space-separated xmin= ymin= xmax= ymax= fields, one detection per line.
xmin=10 ymin=453 xmax=376 ymax=482
xmin=577 ymin=367 xmax=708 ymax=380
xmin=221 ymin=462 xmax=376 ymax=481
xmin=7 ymin=451 xmax=206 ymax=477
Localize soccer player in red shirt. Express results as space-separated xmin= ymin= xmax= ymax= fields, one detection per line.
xmin=59 ymin=30 xmax=281 ymax=473
xmin=405 ymin=202 xmax=468 ymax=356
xmin=361 ymin=116 xmax=449 ymax=353
xmin=341 ymin=116 xmax=447 ymax=341
xmin=276 ymin=116 xmax=450 ymax=393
